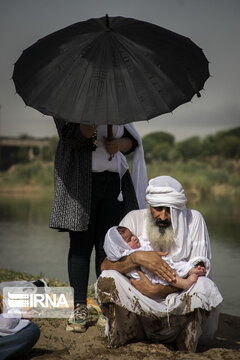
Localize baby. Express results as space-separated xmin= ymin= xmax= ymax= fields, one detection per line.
xmin=104 ymin=226 xmax=208 ymax=291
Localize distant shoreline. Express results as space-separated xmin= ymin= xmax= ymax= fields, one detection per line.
xmin=0 ymin=158 xmax=239 ymax=202
xmin=0 ymin=183 xmax=238 ymax=204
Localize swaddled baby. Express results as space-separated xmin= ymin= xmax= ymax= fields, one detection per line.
xmin=104 ymin=226 xmax=208 ymax=291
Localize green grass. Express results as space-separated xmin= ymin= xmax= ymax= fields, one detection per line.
xmin=146 ymin=158 xmax=240 ymax=200
xmin=0 ymin=161 xmax=54 ymax=188
xmin=0 ymin=268 xmax=95 ymax=298
xmin=0 ymin=158 xmax=239 ymax=200
xmin=0 ymin=268 xmax=66 ymax=286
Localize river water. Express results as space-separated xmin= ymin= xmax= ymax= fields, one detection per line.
xmin=0 ymin=194 xmax=239 ymax=316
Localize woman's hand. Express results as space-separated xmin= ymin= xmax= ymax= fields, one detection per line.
xmin=80 ymin=124 xmax=97 ymax=139
xmin=104 ymin=137 xmax=133 ymax=155
xmin=131 ymin=251 xmax=176 ymax=283
xmin=104 ymin=138 xmax=119 ymax=155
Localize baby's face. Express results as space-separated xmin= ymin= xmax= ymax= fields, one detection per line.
xmin=121 ymin=228 xmax=140 ymax=249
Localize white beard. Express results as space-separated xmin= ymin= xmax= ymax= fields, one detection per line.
xmin=145 ymin=207 xmax=174 ymax=252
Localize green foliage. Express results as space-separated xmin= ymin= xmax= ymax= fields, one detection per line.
xmin=151 ymin=142 xmax=172 ymax=161
xmin=218 ymin=136 xmax=240 ymax=158
xmin=19 ymin=133 xmax=34 ymax=139
xmin=0 ymin=128 xmax=239 ymax=200
xmin=201 ymin=135 xmax=218 ymax=157
xmin=40 ymin=136 xmax=58 ymax=161
xmin=142 ymin=127 xmax=240 ymax=162
xmin=0 ymin=161 xmax=54 ymax=187
xmin=146 ymin=157 xmax=240 ymax=200
xmin=176 ymin=136 xmax=202 ymax=161
xmin=142 ymin=131 xmax=175 ymax=162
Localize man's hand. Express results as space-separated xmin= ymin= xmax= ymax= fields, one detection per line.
xmin=80 ymin=124 xmax=97 ymax=139
xmin=130 ymin=271 xmax=156 ymax=297
xmin=131 ymin=251 xmax=176 ymax=283
xmin=130 ymin=271 xmax=178 ymax=299
xmin=101 ymin=251 xmax=176 ymax=283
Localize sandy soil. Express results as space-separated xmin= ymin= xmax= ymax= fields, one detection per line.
xmin=17 ymin=312 xmax=240 ymax=360
xmin=1 ymin=270 xmax=239 ymax=359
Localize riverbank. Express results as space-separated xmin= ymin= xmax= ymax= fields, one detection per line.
xmin=1 ymin=159 xmax=240 ymax=203
xmin=0 ymin=269 xmax=240 ymax=360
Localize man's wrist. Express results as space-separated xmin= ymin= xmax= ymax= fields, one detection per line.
xmin=129 ymin=251 xmax=143 ymax=267
xmin=149 ymin=283 xmax=178 ymax=299
xmin=128 ymin=252 xmax=138 ymax=268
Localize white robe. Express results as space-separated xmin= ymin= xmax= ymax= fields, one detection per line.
xmin=96 ymin=208 xmax=223 ymax=349
xmin=103 ymin=226 xmax=210 ymax=285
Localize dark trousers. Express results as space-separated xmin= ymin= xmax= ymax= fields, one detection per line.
xmin=68 ymin=171 xmax=123 ymax=305
xmin=0 ymin=322 xmax=40 ymax=360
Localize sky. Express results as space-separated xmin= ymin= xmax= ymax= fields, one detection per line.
xmin=0 ymin=0 xmax=239 ymax=140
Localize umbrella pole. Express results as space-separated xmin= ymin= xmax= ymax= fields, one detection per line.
xmin=107 ymin=125 xmax=113 ymax=161
xmin=107 ymin=125 xmax=113 ymax=140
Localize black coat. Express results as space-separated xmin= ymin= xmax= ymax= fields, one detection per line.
xmin=49 ymin=119 xmax=139 ymax=231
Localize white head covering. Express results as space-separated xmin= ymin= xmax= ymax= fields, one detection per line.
xmin=115 ymin=124 xmax=148 ymax=209
xmin=124 ymin=124 xmax=148 ymax=209
xmin=104 ymin=226 xmax=136 ymax=261
xmin=145 ymin=176 xmax=191 ymax=261
xmin=146 ymin=176 xmax=187 ymax=209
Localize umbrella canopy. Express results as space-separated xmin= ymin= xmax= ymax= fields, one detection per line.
xmin=13 ymin=15 xmax=209 ymax=125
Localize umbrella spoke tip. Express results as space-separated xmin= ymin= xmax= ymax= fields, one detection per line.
xmin=105 ymin=13 xmax=110 ymax=31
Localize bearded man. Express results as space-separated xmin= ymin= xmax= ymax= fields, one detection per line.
xmin=96 ymin=176 xmax=223 ymax=351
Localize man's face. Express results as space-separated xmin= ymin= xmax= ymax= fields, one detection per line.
xmin=150 ymin=206 xmax=171 ymax=230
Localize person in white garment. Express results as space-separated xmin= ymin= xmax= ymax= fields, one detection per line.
xmin=97 ymin=175 xmax=223 ymax=351
xmin=104 ymin=225 xmax=207 ymax=291
xmin=0 ymin=281 xmax=42 ymax=360
xmin=50 ymin=120 xmax=148 ymax=332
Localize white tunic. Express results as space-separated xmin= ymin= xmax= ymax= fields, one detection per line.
xmin=103 ymin=226 xmax=210 ymax=285
xmin=120 ymin=208 xmax=212 ymax=272
xmin=96 ymin=208 xmax=223 ymax=347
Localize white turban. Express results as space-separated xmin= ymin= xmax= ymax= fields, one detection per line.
xmin=146 ymin=176 xmax=187 ymax=209
xmin=145 ymin=176 xmax=192 ymax=261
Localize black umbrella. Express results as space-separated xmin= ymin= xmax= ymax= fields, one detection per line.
xmin=13 ymin=15 xmax=209 ymax=129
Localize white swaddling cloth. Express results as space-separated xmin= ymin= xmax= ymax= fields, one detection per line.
xmin=103 ymin=226 xmax=210 ymax=285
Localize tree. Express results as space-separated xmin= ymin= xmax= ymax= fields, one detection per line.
xmin=151 ymin=143 xmax=172 ymax=161
xmin=40 ymin=136 xmax=58 ymax=161
xmin=142 ymin=131 xmax=175 ymax=162
xmin=201 ymin=135 xmax=218 ymax=158
xmin=176 ymin=136 xmax=202 ymax=161
xmin=218 ymin=136 xmax=240 ymax=159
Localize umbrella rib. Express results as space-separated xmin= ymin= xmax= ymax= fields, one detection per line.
xmin=112 ymin=33 xmax=180 ymax=115
xmin=12 ymin=15 xmax=209 ymax=124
